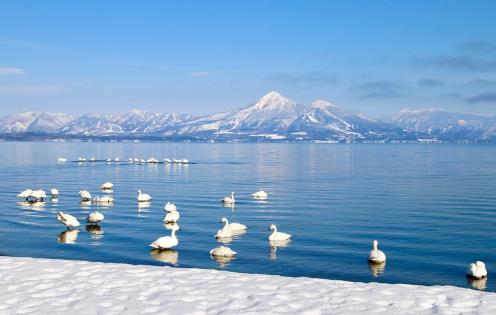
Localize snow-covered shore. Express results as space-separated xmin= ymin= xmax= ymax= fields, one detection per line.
xmin=0 ymin=256 xmax=494 ymax=314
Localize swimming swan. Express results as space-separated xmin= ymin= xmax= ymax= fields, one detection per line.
xmin=150 ymin=227 xmax=179 ymax=249
xmin=216 ymin=219 xmax=233 ymax=239
xmin=222 ymin=192 xmax=235 ymax=204
xmin=137 ymin=190 xmax=152 ymax=202
xmin=467 ymin=261 xmax=488 ymax=279
xmin=268 ymin=224 xmax=291 ymax=241
xmin=251 ymin=191 xmax=268 ymax=199
xmin=57 ymin=211 xmax=80 ymax=229
xmin=210 ymin=246 xmax=237 ymax=257
xmin=100 ymin=182 xmax=113 ymax=190
xmin=29 ymin=190 xmax=47 ymax=202
xmin=368 ymin=240 xmax=386 ymax=263
xmin=164 ymin=210 xmax=180 ymax=223
xmin=87 ymin=211 xmax=104 ymax=225
xmin=164 ymin=202 xmax=177 ymax=212
xmin=221 ymin=217 xmax=247 ymax=231
xmin=79 ymin=190 xmax=92 ymax=201
xmin=50 ymin=188 xmax=59 ymax=198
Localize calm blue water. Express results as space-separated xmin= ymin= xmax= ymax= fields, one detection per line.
xmin=0 ymin=142 xmax=495 ymax=291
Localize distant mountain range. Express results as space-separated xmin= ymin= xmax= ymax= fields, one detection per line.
xmin=1 ymin=91 xmax=495 ymax=142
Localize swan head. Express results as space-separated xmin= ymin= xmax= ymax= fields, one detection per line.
xmin=269 ymin=224 xmax=276 ymax=231
xmin=137 ymin=190 xmax=142 ymax=194
xmin=221 ymin=217 xmax=228 ymax=224
xmin=57 ymin=212 xmax=66 ymax=222
xmin=231 ymin=192 xmax=235 ymax=196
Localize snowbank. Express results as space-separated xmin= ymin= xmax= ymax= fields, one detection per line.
xmin=0 ymin=256 xmax=494 ymax=314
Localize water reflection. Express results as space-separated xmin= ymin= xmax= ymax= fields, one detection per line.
xmin=216 ymin=237 xmax=233 ymax=245
xmin=58 ymin=229 xmax=80 ymax=244
xmin=368 ymin=261 xmax=386 ymax=278
xmin=222 ymin=204 xmax=235 ymax=211
xmin=211 ymin=254 xmax=236 ymax=268
xmin=467 ymin=276 xmax=488 ymax=290
xmin=86 ymin=224 xmax=104 ymax=243
xmin=80 ymin=201 xmax=92 ymax=209
xmin=138 ymin=201 xmax=151 ymax=209
xmin=150 ymin=249 xmax=178 ymax=265
xmin=269 ymin=239 xmax=291 ymax=260
xmin=18 ymin=201 xmax=46 ymax=211
xmin=51 ymin=198 xmax=59 ymax=203
xmin=100 ymin=189 xmax=114 ymax=194
xmin=164 ymin=222 xmax=180 ymax=231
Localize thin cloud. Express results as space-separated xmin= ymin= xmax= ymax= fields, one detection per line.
xmin=417 ymin=78 xmax=445 ymax=88
xmin=269 ymin=71 xmax=337 ymax=86
xmin=458 ymin=40 xmax=496 ymax=54
xmin=466 ymin=92 xmax=496 ymax=104
xmin=411 ymin=55 xmax=496 ymax=71
xmin=350 ymin=80 xmax=406 ymax=98
xmin=0 ymin=67 xmax=25 ymax=76
xmin=189 ymin=71 xmax=212 ymax=77
xmin=96 ymin=61 xmax=173 ymax=69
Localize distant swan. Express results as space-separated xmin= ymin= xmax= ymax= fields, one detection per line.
xmin=57 ymin=157 xmax=67 ymax=162
xmin=50 ymin=188 xmax=59 ymax=198
xmin=87 ymin=211 xmax=104 ymax=225
xmin=268 ymin=224 xmax=291 ymax=241
xmin=164 ymin=158 xmax=172 ymax=163
xmin=146 ymin=157 xmax=159 ymax=163
xmin=164 ymin=202 xmax=177 ymax=212
xmin=93 ymin=196 xmax=114 ymax=204
xmin=137 ymin=190 xmax=152 ymax=202
xmin=368 ymin=240 xmax=386 ymax=263
xmin=222 ymin=192 xmax=235 ymax=204
xmin=181 ymin=159 xmax=189 ymax=164
xmin=210 ymin=246 xmax=237 ymax=257
xmin=79 ymin=190 xmax=91 ymax=201
xmin=164 ymin=210 xmax=180 ymax=223
xmin=251 ymin=190 xmax=268 ymax=199
xmin=100 ymin=182 xmax=113 ymax=190
xmin=467 ymin=261 xmax=488 ymax=279
xmin=17 ymin=189 xmax=33 ymax=200
xmin=221 ymin=217 xmax=247 ymax=231
xmin=149 ymin=227 xmax=179 ymax=249
xmin=57 ymin=211 xmax=80 ymax=229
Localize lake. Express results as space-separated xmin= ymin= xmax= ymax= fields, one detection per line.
xmin=0 ymin=142 xmax=495 ymax=291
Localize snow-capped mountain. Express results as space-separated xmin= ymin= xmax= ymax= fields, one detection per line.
xmin=1 ymin=92 xmax=495 ymax=142
xmin=391 ymin=109 xmax=496 ymax=141
xmin=0 ymin=112 xmax=74 ymax=133
xmin=172 ymin=91 xmax=306 ymax=137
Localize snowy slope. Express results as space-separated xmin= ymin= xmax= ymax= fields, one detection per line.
xmin=0 ymin=112 xmax=74 ymax=133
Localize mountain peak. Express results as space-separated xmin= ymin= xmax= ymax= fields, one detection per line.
xmin=310 ymin=100 xmax=336 ymax=109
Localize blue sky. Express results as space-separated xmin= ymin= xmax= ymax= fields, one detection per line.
xmin=1 ymin=0 xmax=496 ymax=117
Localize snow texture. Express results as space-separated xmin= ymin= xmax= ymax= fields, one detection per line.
xmin=0 ymin=256 xmax=495 ymax=314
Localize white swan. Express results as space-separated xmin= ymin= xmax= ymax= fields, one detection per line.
xmin=221 ymin=217 xmax=247 ymax=231
xmin=140 ymin=158 xmax=146 ymax=163
xmin=368 ymin=240 xmax=386 ymax=263
xmin=93 ymin=196 xmax=114 ymax=204
xmin=137 ymin=190 xmax=152 ymax=202
xmin=181 ymin=159 xmax=189 ymax=164
xmin=164 ymin=210 xmax=180 ymax=223
xmin=79 ymin=190 xmax=92 ymax=201
xmin=57 ymin=211 xmax=80 ymax=229
xmin=100 ymin=182 xmax=113 ymax=190
xmin=114 ymin=157 xmax=120 ymax=162
xmin=50 ymin=188 xmax=59 ymax=198
xmin=216 ymin=219 xmax=233 ymax=239
xmin=128 ymin=158 xmax=133 ymax=163
xmin=222 ymin=192 xmax=235 ymax=204
xmin=467 ymin=261 xmax=488 ymax=279
xmin=173 ymin=159 xmax=181 ymax=163
xmin=57 ymin=157 xmax=67 ymax=162
xmin=90 ymin=157 xmax=96 ymax=162
xmin=268 ymin=224 xmax=291 ymax=241
xmin=164 ymin=202 xmax=177 ymax=212
xmin=164 ymin=158 xmax=172 ymax=163
xmin=210 ymin=246 xmax=237 ymax=257
xmin=133 ymin=158 xmax=139 ymax=163
xmin=29 ymin=189 xmax=46 ymax=202
xmin=17 ymin=189 xmax=33 ymax=200
xmin=150 ymin=227 xmax=179 ymax=249
xmin=146 ymin=157 xmax=159 ymax=163
xmin=251 ymin=190 xmax=268 ymax=199
xmin=87 ymin=211 xmax=104 ymax=225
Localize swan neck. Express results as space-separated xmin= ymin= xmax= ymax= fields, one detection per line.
xmin=223 ymin=219 xmax=229 ymax=228
xmin=171 ymin=228 xmax=176 ymax=238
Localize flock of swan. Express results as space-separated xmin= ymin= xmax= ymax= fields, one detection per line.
xmin=16 ymin=184 xmax=488 ymax=281
xmin=58 ymin=157 xmax=190 ymax=164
